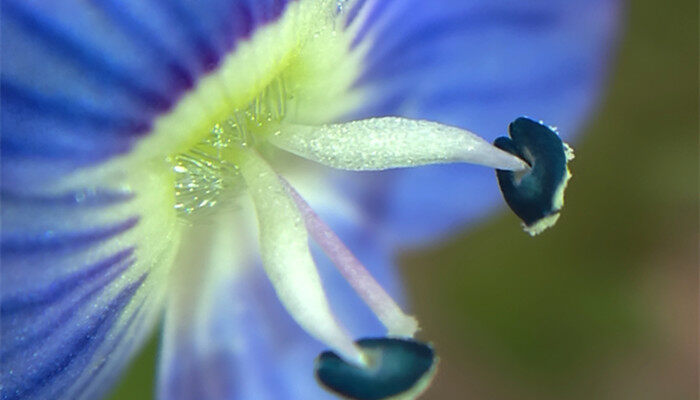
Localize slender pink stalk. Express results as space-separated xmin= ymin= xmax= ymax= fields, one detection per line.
xmin=281 ymin=177 xmax=418 ymax=337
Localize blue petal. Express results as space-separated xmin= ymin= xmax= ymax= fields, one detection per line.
xmin=342 ymin=0 xmax=621 ymax=243
xmin=158 ymin=207 xmax=406 ymax=400
xmin=0 ymin=0 xmax=294 ymax=189
xmin=0 ymin=168 xmax=180 ymax=400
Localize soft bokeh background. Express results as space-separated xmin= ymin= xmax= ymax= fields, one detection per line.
xmin=110 ymin=0 xmax=698 ymax=398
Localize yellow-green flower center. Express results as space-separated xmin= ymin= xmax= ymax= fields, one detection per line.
xmin=171 ymin=76 xmax=290 ymax=214
xmin=145 ymin=0 xmax=363 ymax=216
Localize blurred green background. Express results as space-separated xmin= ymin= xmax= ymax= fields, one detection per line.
xmin=110 ymin=0 xmax=698 ymax=398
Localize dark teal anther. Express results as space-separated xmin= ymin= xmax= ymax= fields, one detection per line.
xmin=315 ymin=337 xmax=437 ymax=400
xmin=494 ymin=117 xmax=573 ymax=235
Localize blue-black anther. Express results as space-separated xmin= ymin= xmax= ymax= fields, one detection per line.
xmin=494 ymin=117 xmax=573 ymax=235
xmin=315 ymin=337 xmax=437 ymax=400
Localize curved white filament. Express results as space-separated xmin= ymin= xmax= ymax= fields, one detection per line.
xmin=268 ymin=117 xmax=529 ymax=171
xmin=281 ymin=178 xmax=418 ymax=337
xmin=232 ymin=147 xmax=366 ymax=366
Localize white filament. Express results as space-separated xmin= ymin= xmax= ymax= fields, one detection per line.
xmin=268 ymin=117 xmax=529 ymax=171
xmin=233 ymin=147 xmax=366 ymax=366
xmin=282 ymin=178 xmax=418 ymax=337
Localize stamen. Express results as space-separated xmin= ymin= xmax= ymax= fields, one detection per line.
xmin=231 ymin=145 xmax=366 ymax=366
xmin=281 ymin=178 xmax=419 ymax=337
xmin=267 ymin=117 xmax=529 ymax=171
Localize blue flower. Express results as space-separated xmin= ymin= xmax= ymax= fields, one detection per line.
xmin=0 ymin=1 xmax=620 ymax=399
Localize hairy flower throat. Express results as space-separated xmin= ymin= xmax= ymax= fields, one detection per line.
xmin=172 ymin=76 xmax=290 ymax=215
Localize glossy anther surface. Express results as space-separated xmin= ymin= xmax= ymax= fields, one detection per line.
xmin=494 ymin=117 xmax=572 ymax=235
xmin=315 ymin=337 xmax=436 ymax=400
